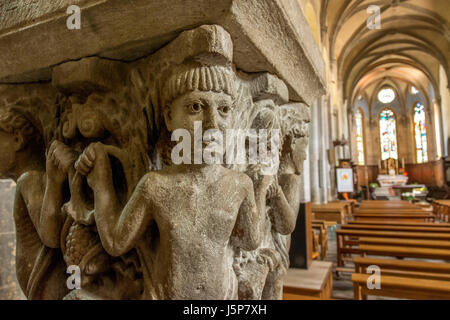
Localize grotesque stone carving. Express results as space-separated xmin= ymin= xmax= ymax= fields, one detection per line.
xmin=1 ymin=24 xmax=310 ymax=300
xmin=0 ymin=85 xmax=68 ymax=299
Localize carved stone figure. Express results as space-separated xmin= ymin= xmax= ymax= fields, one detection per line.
xmin=52 ymin=66 xmax=148 ymax=300
xmin=1 ymin=24 xmax=311 ymax=300
xmin=0 ymin=105 xmax=68 ymax=299
xmin=262 ymin=102 xmax=310 ymax=299
xmin=74 ymin=62 xmax=271 ymax=299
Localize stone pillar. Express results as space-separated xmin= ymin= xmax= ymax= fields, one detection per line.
xmin=309 ymin=98 xmax=321 ymax=204
xmin=0 ymin=0 xmax=326 ymax=300
xmin=319 ymin=95 xmax=331 ymax=203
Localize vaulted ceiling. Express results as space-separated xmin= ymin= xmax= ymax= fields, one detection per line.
xmin=321 ymin=0 xmax=450 ymax=106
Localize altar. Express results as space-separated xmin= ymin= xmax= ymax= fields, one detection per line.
xmin=373 ymin=158 xmax=409 ymax=200
xmin=377 ymin=174 xmax=408 ymax=187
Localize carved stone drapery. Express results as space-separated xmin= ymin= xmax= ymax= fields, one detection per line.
xmin=0 ymin=24 xmax=312 ymax=300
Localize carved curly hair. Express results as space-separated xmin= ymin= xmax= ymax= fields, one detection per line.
xmin=279 ymin=103 xmax=310 ymax=139
xmin=0 ymin=108 xmax=39 ymax=146
xmin=161 ymin=64 xmax=237 ymax=110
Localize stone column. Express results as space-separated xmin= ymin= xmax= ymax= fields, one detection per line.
xmin=0 ymin=0 xmax=326 ymax=300
xmin=319 ymin=95 xmax=331 ymax=203
xmin=309 ymin=98 xmax=321 ymax=204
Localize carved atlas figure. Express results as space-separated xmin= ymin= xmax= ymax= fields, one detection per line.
xmin=0 ymin=24 xmax=310 ymax=300
xmin=75 ymin=63 xmax=271 ymax=299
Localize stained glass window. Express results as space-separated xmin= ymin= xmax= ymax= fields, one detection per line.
xmin=414 ymin=102 xmax=428 ymax=163
xmin=378 ymin=88 xmax=395 ymax=104
xmin=379 ymin=109 xmax=398 ymax=160
xmin=411 ymin=86 xmax=419 ymax=94
xmin=355 ymin=110 xmax=365 ymax=165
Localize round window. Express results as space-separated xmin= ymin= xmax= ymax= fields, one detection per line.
xmin=378 ymin=88 xmax=396 ymax=104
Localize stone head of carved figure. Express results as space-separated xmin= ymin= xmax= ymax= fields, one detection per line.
xmin=248 ymin=105 xmax=281 ymax=176
xmin=280 ymin=104 xmax=310 ymax=175
xmin=162 ymin=65 xmax=237 ymax=140
xmin=0 ymin=108 xmax=42 ymax=180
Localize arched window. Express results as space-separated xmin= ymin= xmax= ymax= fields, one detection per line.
xmin=413 ymin=102 xmax=428 ymax=163
xmin=379 ymin=109 xmax=398 ymax=160
xmin=378 ymin=88 xmax=396 ymax=104
xmin=355 ymin=109 xmax=365 ymax=165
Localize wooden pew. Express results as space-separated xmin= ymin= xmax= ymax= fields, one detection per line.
xmin=341 ymin=224 xmax=450 ymax=233
xmin=356 ymin=200 xmax=431 ymax=215
xmin=359 ymin=200 xmax=420 ymax=209
xmin=352 ymin=273 xmax=450 ymax=300
xmin=348 ymin=221 xmax=450 ymax=227
xmin=353 ymin=213 xmax=434 ymax=223
xmin=356 ymin=208 xmax=432 ymax=214
xmin=335 ymin=229 xmax=450 ymax=269
xmin=353 ymin=257 xmax=450 ymax=281
xmin=359 ymin=244 xmax=450 ymax=260
xmin=312 ymin=220 xmax=328 ymax=260
xmin=312 ymin=202 xmax=349 ymax=224
xmin=359 ymin=237 xmax=450 ymax=250
xmin=339 ymin=200 xmax=355 ymax=220
xmin=311 ymin=229 xmax=319 ymax=260
xmin=434 ymin=200 xmax=450 ymax=222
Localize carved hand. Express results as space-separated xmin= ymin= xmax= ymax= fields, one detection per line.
xmin=46 ymin=140 xmax=77 ymax=185
xmin=253 ymin=174 xmax=274 ymax=194
xmin=256 ymin=248 xmax=280 ymax=272
xmin=266 ymin=178 xmax=282 ymax=199
xmin=75 ymin=142 xmax=110 ymax=190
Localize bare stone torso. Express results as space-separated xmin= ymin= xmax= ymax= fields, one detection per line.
xmin=141 ymin=166 xmax=249 ymax=299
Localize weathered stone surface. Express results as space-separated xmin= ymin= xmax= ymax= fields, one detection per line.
xmin=0 ymin=1 xmax=322 ymax=299
xmin=0 ymin=0 xmax=325 ymax=105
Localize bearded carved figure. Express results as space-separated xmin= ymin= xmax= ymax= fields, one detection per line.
xmin=1 ymin=24 xmax=311 ymax=300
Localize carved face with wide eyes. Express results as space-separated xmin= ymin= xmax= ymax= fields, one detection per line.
xmin=165 ymin=91 xmax=233 ymax=135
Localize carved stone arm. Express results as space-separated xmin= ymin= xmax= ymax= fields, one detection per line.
xmin=96 ymin=175 xmax=153 ymax=257
xmin=79 ymin=143 xmax=152 ymax=257
xmin=269 ymin=173 xmax=302 ymax=235
xmin=39 ymin=174 xmax=67 ymax=248
xmin=268 ymin=183 xmax=296 ymax=235
xmin=16 ymin=171 xmax=51 ymax=245
xmin=232 ymin=174 xmax=271 ymax=251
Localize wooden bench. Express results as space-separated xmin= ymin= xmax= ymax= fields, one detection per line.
xmin=359 ymin=244 xmax=450 ymax=260
xmin=283 ymin=261 xmax=333 ymax=300
xmin=353 ymin=257 xmax=450 ymax=281
xmin=353 ymin=213 xmax=434 ymax=223
xmin=359 ymin=237 xmax=450 ymax=250
xmin=311 ymin=229 xmax=319 ymax=260
xmin=348 ymin=221 xmax=450 ymax=227
xmin=359 ymin=200 xmax=422 ymax=209
xmin=356 ymin=200 xmax=431 ymax=215
xmin=335 ymin=229 xmax=450 ymax=269
xmin=341 ymin=224 xmax=450 ymax=233
xmin=352 ymin=273 xmax=450 ymax=300
xmin=312 ymin=220 xmax=328 ymax=260
xmin=338 ymin=200 xmax=355 ymax=220
xmin=434 ymin=200 xmax=450 ymax=222
xmin=355 ymin=209 xmax=432 ymax=214
xmin=312 ymin=202 xmax=349 ymax=224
